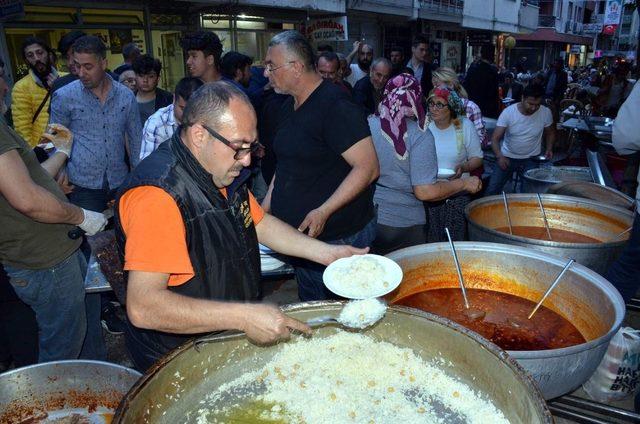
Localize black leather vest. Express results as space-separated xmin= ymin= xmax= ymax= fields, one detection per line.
xmin=114 ymin=132 xmax=261 ymax=355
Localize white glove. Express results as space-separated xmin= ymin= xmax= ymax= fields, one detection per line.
xmin=79 ymin=208 xmax=108 ymax=236
xmin=41 ymin=123 xmax=73 ymax=157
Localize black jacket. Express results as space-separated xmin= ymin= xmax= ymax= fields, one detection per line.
xmin=463 ymin=61 xmax=500 ymax=119
xmin=114 ymin=132 xmax=261 ymax=366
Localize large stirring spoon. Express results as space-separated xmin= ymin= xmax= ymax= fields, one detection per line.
xmin=502 ymin=192 xmax=513 ymax=235
xmin=445 ymin=228 xmax=486 ymax=320
xmin=536 ymin=193 xmax=553 ymax=240
xmin=528 ymin=259 xmax=575 ymax=320
xmin=611 ymin=226 xmax=632 ymax=241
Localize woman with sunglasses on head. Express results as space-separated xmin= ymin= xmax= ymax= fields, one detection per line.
xmin=432 ymin=67 xmax=489 ymax=148
xmin=426 ymin=86 xmax=484 ymax=242
xmin=368 ymin=74 xmax=482 ymax=255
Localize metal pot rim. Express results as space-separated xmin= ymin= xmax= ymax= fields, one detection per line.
xmin=385 ymin=241 xmax=626 ymax=358
xmin=523 ymin=166 xmax=592 ymax=185
xmin=464 ymin=194 xmax=633 ymax=248
xmin=0 ymin=359 xmax=142 ymax=379
xmin=115 ymin=301 xmax=552 ymax=422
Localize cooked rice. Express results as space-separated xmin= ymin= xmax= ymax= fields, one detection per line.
xmin=338 ymin=298 xmax=387 ymax=329
xmin=199 ymin=332 xmax=510 ymax=423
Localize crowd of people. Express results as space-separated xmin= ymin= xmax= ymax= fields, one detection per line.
xmin=0 ymin=28 xmax=638 ymax=373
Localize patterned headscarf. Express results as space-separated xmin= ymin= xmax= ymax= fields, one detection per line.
xmin=429 ymin=85 xmax=465 ymax=116
xmin=377 ymin=73 xmax=427 ymax=159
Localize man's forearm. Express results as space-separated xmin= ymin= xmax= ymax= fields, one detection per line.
xmin=127 ymin=274 xmax=250 ymax=334
xmin=256 ymin=214 xmax=326 ymax=264
xmin=491 ymin=138 xmax=502 ymax=157
xmin=40 ymin=152 xmax=68 ymax=177
xmin=18 ymin=184 xmax=83 ymax=225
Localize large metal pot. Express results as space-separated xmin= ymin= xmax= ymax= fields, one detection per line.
xmin=523 ymin=166 xmax=593 ymax=193
xmin=465 ymin=194 xmax=633 ymax=274
xmin=386 ymin=242 xmax=625 ymax=399
xmin=114 ymin=302 xmax=552 ymax=423
xmin=0 ymin=360 xmax=141 ymax=423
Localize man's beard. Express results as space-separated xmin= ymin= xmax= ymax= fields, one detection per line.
xmin=359 ymin=59 xmax=371 ymax=71
xmin=29 ymin=60 xmax=52 ymax=83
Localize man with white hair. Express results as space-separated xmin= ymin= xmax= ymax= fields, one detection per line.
xmin=262 ymin=30 xmax=379 ymax=301
xmin=353 ymin=57 xmax=392 ymax=115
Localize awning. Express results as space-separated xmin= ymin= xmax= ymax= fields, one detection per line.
xmin=513 ymin=28 xmax=594 ymax=46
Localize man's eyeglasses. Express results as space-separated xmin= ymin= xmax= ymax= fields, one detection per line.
xmin=265 ymin=61 xmax=295 ymax=73
xmin=428 ymin=101 xmax=448 ymax=110
xmin=201 ymin=124 xmax=262 ymax=160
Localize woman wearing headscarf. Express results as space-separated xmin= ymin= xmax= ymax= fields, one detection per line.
xmin=426 ymin=86 xmax=484 ymax=242
xmin=369 ymin=74 xmax=482 ymax=254
xmin=432 ymin=67 xmax=489 ymax=148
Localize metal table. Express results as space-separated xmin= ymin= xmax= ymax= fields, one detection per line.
xmin=560 ymin=117 xmax=613 ymax=142
xmin=84 ymin=254 xmax=295 ymax=293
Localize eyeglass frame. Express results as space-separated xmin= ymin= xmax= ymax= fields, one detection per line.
xmin=198 ymin=123 xmax=262 ymax=160
xmin=264 ymin=61 xmax=295 ymax=73
xmin=427 ymin=100 xmax=449 ymax=110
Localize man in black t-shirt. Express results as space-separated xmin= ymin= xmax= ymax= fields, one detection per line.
xmin=262 ymin=30 xmax=380 ymax=301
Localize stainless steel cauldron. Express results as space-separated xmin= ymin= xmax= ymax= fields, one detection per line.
xmin=113 ymin=302 xmax=552 ymax=423
xmin=0 ymin=360 xmax=141 ymax=423
xmin=465 ymin=194 xmax=633 ymax=274
xmin=522 ymin=166 xmax=592 ymax=193
xmin=386 ymin=242 xmax=626 ymax=399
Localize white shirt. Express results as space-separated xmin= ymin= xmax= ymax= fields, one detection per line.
xmin=496 ymin=103 xmax=553 ymax=159
xmin=613 ymin=83 xmax=640 ymax=202
xmin=139 ymin=104 xmax=178 ymax=161
xmin=428 ymin=117 xmax=483 ymax=179
xmin=345 ymin=64 xmax=368 ymax=86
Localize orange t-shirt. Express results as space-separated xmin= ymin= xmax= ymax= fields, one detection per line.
xmin=119 ymin=186 xmax=265 ymax=286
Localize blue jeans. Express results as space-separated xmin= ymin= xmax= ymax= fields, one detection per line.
xmin=485 ymin=157 xmax=537 ymax=196
xmin=4 ymin=251 xmax=87 ymax=362
xmin=606 ymin=213 xmax=640 ymax=303
xmin=294 ymin=218 xmax=377 ymax=301
xmin=68 ymin=185 xmax=115 ymax=361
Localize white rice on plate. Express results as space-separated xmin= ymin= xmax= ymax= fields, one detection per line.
xmin=331 ymin=256 xmax=389 ymax=298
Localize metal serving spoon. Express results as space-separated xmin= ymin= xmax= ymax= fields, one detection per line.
xmin=306 ymin=299 xmax=388 ymax=330
xmin=445 ymin=228 xmax=486 ymax=321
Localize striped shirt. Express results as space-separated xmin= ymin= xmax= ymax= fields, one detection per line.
xmin=139 ymin=104 xmax=177 ymax=161
xmin=49 ymin=76 xmax=142 ymax=189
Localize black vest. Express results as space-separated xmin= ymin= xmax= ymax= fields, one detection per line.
xmin=114 ymin=132 xmax=261 ymax=355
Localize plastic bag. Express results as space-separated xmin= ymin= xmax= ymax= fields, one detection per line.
xmin=583 ymin=327 xmax=640 ymax=402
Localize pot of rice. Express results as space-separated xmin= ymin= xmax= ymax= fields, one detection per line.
xmin=113 ymin=302 xmax=551 ymax=423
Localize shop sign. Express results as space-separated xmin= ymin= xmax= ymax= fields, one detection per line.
xmin=467 ymin=32 xmax=492 ymax=46
xmin=0 ymin=0 xmax=24 ymax=21
xmin=305 ymin=16 xmax=348 ymax=42
xmin=570 ymin=45 xmax=582 ymax=54
xmin=604 ymin=0 xmax=623 ymax=26
xmin=583 ymin=23 xmax=603 ymax=34
xmin=602 ymin=24 xmax=618 ymax=35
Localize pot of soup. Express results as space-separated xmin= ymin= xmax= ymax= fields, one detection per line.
xmin=465 ymin=194 xmax=633 ymax=274
xmin=385 ymin=242 xmax=625 ymax=399
xmin=113 ymin=302 xmax=552 ymax=423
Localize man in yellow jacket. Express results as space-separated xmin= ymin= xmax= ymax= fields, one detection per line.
xmin=12 ymin=37 xmax=64 ymax=147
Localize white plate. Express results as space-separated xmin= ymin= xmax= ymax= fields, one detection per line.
xmin=437 ymin=168 xmax=456 ymax=179
xmin=322 ymin=254 xmax=403 ymax=299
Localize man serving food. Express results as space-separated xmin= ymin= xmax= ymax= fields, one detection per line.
xmin=115 ymin=82 xmax=366 ymax=371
